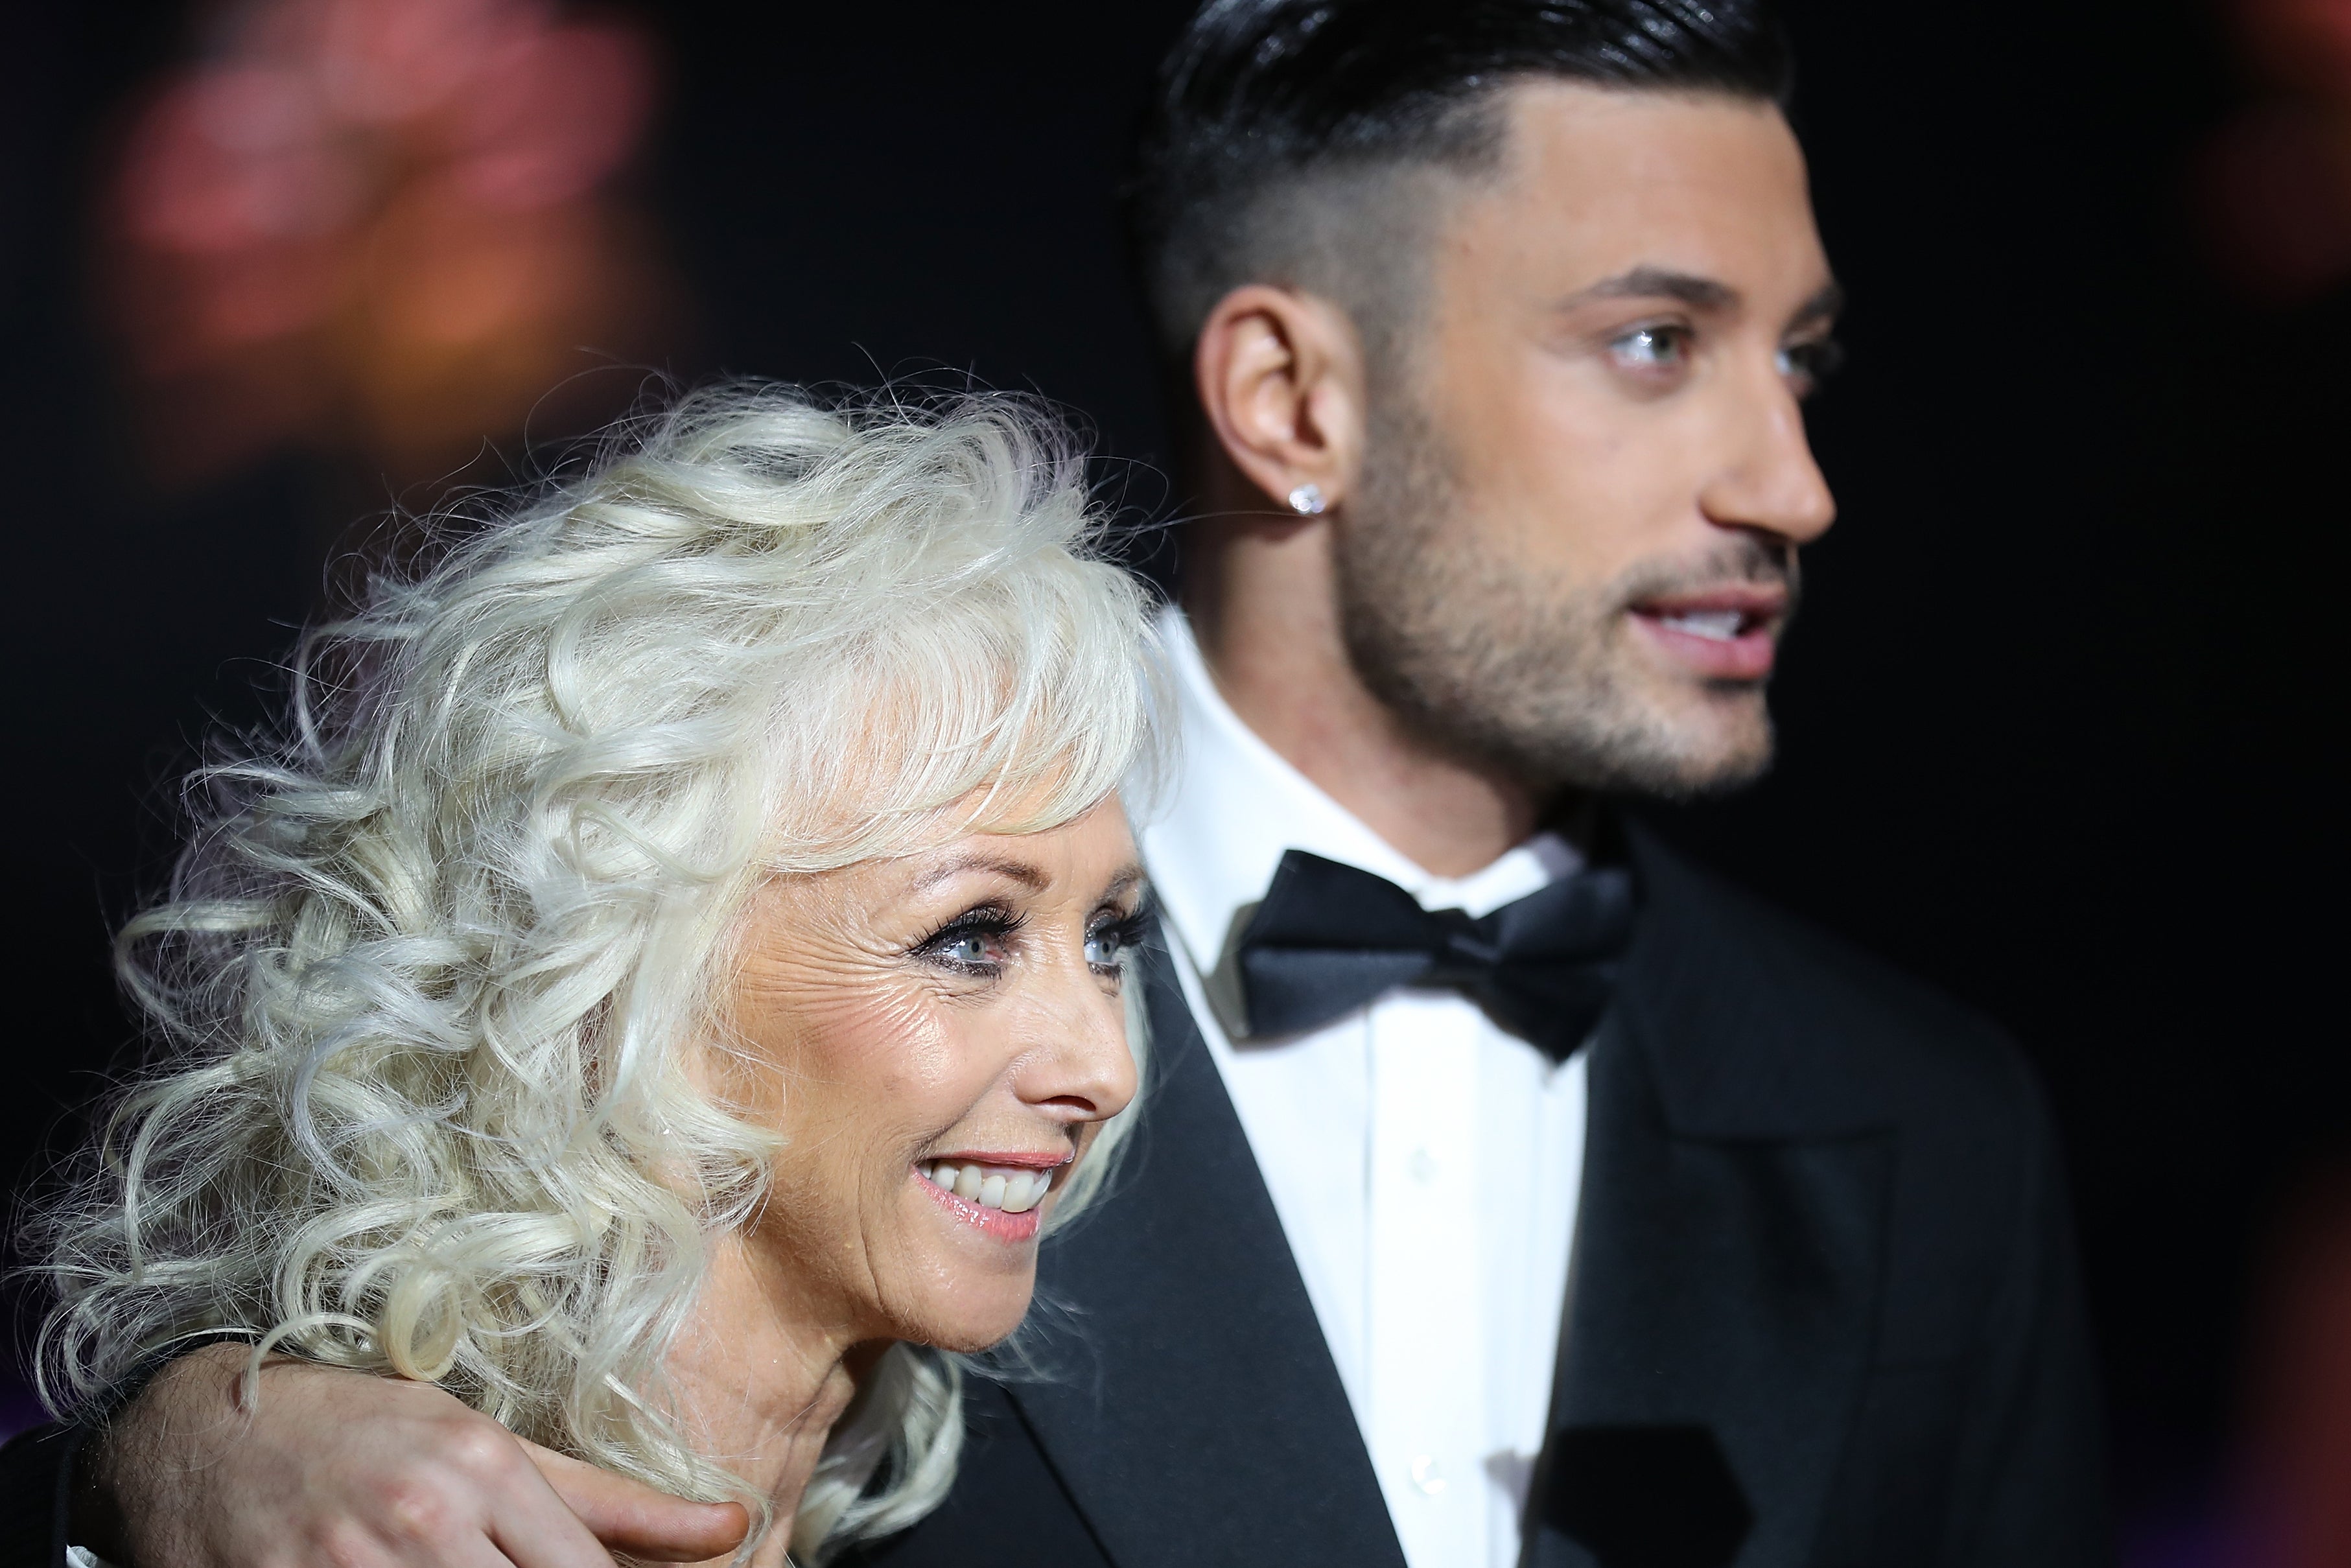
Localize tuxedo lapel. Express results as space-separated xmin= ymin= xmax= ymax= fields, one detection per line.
xmin=992 ymin=834 xmax=1894 ymax=1568
xmin=1529 ymin=1021 xmax=1891 ymax=1568
xmin=995 ymin=937 xmax=1407 ymax=1568
xmin=1527 ymin=830 xmax=1895 ymax=1568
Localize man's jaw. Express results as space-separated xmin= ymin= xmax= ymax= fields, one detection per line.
xmin=1626 ymin=585 xmax=1787 ymax=681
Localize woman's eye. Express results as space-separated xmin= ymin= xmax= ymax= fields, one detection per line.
xmin=1609 ymin=323 xmax=1692 ymax=371
xmin=916 ymin=914 xmax=1019 ymax=973
xmin=934 ymin=933 xmax=996 ymax=967
xmin=1084 ymin=912 xmax=1144 ymax=973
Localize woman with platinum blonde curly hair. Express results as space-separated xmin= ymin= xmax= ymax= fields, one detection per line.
xmin=29 ymin=384 xmax=1165 ymax=1567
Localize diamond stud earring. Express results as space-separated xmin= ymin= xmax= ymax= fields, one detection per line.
xmin=1286 ymin=482 xmax=1326 ymax=515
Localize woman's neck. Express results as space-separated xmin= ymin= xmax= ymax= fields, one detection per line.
xmin=665 ymin=1235 xmax=865 ymax=1568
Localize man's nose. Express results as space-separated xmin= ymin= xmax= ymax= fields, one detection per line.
xmin=1700 ymin=367 xmax=1837 ymax=546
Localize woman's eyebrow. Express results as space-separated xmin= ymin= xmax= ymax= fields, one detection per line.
xmin=911 ymin=854 xmax=1050 ymax=893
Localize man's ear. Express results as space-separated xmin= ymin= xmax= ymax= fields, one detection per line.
xmin=1192 ymin=285 xmax=1366 ymax=515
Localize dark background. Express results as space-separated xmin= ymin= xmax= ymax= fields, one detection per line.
xmin=1 ymin=1 xmax=2341 ymax=1559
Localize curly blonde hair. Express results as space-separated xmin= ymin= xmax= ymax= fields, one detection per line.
xmin=28 ymin=383 xmax=1165 ymax=1560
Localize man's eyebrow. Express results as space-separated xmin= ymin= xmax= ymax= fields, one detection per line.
xmin=1556 ymin=269 xmax=1845 ymax=331
xmin=1560 ymin=266 xmax=1740 ymax=312
xmin=1788 ymin=279 xmax=1845 ymax=329
xmin=911 ymin=854 xmax=1050 ymax=894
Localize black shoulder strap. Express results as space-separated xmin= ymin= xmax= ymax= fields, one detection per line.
xmin=0 ymin=1422 xmax=84 ymax=1568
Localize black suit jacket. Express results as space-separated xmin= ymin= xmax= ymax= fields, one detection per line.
xmin=852 ymin=827 xmax=2106 ymax=1567
xmin=0 ymin=830 xmax=2104 ymax=1567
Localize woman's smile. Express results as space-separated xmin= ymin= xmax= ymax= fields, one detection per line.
xmin=912 ymin=1152 xmax=1071 ymax=1240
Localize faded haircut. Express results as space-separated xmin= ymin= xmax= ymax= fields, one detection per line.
xmin=1123 ymin=0 xmax=1795 ymax=369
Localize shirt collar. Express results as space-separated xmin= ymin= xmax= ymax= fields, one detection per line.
xmin=1138 ymin=604 xmax=1584 ymax=979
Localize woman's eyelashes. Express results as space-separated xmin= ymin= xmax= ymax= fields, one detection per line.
xmin=912 ymin=906 xmax=1025 ymax=976
xmin=1084 ymin=906 xmax=1151 ymax=977
xmin=909 ymin=900 xmax=1150 ymax=981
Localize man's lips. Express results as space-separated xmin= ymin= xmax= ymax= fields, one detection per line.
xmin=1628 ymin=587 xmax=1788 ymax=681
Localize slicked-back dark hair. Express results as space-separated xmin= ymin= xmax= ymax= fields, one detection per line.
xmin=1125 ymin=0 xmax=1794 ymax=363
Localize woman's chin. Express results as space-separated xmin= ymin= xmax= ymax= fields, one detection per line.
xmin=872 ymin=1165 xmax=1062 ymax=1346
xmin=900 ymin=1280 xmax=1035 ymax=1353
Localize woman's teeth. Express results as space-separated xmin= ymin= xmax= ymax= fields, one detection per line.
xmin=922 ymin=1161 xmax=1051 ymax=1213
xmin=1657 ymin=609 xmax=1746 ymax=641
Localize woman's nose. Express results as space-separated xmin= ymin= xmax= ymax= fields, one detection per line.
xmin=1018 ymin=964 xmax=1139 ymax=1123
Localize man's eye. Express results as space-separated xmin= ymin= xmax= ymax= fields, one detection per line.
xmin=1609 ymin=324 xmax=1692 ymax=369
xmin=1777 ymin=336 xmax=1845 ymax=390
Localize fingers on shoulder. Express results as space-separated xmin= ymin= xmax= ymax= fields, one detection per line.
xmin=425 ymin=1413 xmax=539 ymax=1482
xmin=298 ymin=1510 xmax=523 ymax=1568
xmin=303 ymin=1414 xmax=613 ymax=1568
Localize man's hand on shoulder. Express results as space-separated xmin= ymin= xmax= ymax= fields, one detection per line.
xmin=78 ymin=1343 xmax=748 ymax=1567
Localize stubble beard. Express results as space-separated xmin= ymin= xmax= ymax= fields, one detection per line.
xmin=1333 ymin=395 xmax=1796 ymax=803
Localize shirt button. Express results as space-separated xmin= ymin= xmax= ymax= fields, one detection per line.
xmin=1409 ymin=1146 xmax=1439 ymax=1184
xmin=1410 ymin=1455 xmax=1447 ymax=1495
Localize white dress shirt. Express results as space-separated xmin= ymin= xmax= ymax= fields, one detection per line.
xmin=1138 ymin=607 xmax=1589 ymax=1568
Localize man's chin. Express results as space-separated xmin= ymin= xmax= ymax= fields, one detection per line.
xmin=1348 ymin=627 xmax=1778 ymax=801
xmin=1572 ymin=690 xmax=1777 ymax=801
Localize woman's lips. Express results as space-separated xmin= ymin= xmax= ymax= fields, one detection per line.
xmin=1629 ymin=591 xmax=1784 ymax=680
xmin=913 ymin=1157 xmax=1061 ymax=1242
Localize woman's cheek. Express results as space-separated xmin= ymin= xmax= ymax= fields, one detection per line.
xmin=872 ymin=987 xmax=1010 ymax=1117
xmin=777 ymin=981 xmax=936 ymax=1097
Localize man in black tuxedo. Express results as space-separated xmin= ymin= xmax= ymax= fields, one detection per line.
xmin=847 ymin=5 xmax=2104 ymax=1563
xmin=5 ymin=2 xmax=2104 ymax=1565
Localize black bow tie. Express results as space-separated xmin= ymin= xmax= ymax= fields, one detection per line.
xmin=1231 ymin=849 xmax=1636 ymax=1062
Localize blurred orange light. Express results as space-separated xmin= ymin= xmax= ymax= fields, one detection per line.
xmin=100 ymin=0 xmax=679 ymax=485
xmin=2233 ymin=0 xmax=2351 ymax=99
xmin=2200 ymin=0 xmax=2351 ymax=301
